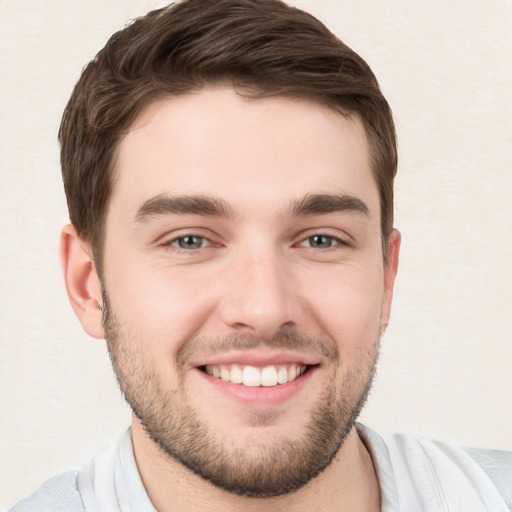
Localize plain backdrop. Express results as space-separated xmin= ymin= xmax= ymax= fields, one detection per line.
xmin=1 ymin=0 xmax=511 ymax=509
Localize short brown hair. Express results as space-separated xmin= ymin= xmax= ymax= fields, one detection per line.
xmin=59 ymin=0 xmax=397 ymax=265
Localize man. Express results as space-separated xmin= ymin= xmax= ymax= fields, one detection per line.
xmin=10 ymin=0 xmax=511 ymax=510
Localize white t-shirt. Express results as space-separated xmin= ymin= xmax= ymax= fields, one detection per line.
xmin=9 ymin=424 xmax=512 ymax=512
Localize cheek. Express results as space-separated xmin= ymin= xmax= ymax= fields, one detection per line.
xmin=303 ymin=264 xmax=385 ymax=347
xmin=105 ymin=261 xmax=217 ymax=351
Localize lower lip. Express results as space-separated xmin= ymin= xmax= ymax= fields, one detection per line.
xmin=194 ymin=366 xmax=317 ymax=406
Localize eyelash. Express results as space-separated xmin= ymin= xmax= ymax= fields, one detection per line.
xmin=297 ymin=234 xmax=347 ymax=249
xmin=163 ymin=233 xmax=348 ymax=253
xmin=166 ymin=235 xmax=212 ymax=251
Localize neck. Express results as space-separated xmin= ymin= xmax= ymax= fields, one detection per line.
xmin=131 ymin=418 xmax=381 ymax=512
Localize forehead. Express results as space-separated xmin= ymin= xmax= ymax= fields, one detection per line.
xmin=110 ymin=87 xmax=379 ymax=219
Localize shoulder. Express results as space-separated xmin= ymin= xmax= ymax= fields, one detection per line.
xmin=386 ymin=431 xmax=512 ymax=510
xmin=460 ymin=444 xmax=512 ymax=507
xmin=7 ymin=469 xmax=84 ymax=512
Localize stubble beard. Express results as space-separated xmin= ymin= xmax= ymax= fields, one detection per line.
xmin=102 ymin=290 xmax=380 ymax=498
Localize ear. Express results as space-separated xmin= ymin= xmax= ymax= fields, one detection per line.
xmin=381 ymin=229 xmax=401 ymax=331
xmin=60 ymin=224 xmax=105 ymax=339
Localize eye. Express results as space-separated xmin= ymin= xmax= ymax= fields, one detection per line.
xmin=299 ymin=235 xmax=344 ymax=249
xmin=171 ymin=235 xmax=209 ymax=250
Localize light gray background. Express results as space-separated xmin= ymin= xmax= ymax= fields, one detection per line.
xmin=1 ymin=0 xmax=511 ymax=508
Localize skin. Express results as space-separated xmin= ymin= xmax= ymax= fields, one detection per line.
xmin=61 ymin=87 xmax=400 ymax=511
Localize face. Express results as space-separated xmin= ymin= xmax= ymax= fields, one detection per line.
xmin=100 ymin=88 xmax=398 ymax=497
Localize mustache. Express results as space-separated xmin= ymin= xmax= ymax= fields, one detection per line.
xmin=176 ymin=330 xmax=339 ymax=369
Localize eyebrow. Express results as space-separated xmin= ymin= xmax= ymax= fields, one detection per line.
xmin=290 ymin=193 xmax=369 ymax=218
xmin=135 ymin=194 xmax=234 ymax=222
xmin=134 ymin=192 xmax=369 ymax=223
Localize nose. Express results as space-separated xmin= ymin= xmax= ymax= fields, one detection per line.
xmin=218 ymin=247 xmax=301 ymax=339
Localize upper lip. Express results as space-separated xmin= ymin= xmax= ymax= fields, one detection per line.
xmin=189 ymin=350 xmax=320 ymax=369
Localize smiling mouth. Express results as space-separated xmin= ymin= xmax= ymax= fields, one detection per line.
xmin=201 ymin=363 xmax=311 ymax=387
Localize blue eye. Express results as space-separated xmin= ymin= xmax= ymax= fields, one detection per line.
xmin=172 ymin=235 xmax=207 ymax=250
xmin=303 ymin=235 xmax=341 ymax=249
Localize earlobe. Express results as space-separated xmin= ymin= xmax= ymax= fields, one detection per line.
xmin=60 ymin=224 xmax=105 ymax=339
xmin=381 ymin=229 xmax=401 ymax=330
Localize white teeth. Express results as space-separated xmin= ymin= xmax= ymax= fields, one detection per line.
xmin=220 ymin=365 xmax=230 ymax=382
xmin=204 ymin=363 xmax=306 ymax=387
xmin=230 ymin=364 xmax=243 ymax=384
xmin=261 ymin=366 xmax=278 ymax=387
xmin=243 ymin=366 xmax=261 ymax=387
xmin=277 ymin=366 xmax=288 ymax=384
